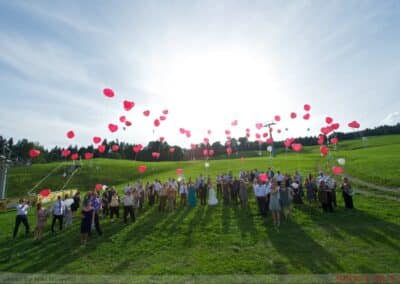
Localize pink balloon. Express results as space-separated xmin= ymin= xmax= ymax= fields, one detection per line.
xmin=304 ymin=104 xmax=311 ymax=111
xmin=231 ymin=120 xmax=238 ymax=126
xmin=112 ymin=144 xmax=119 ymax=152
xmin=66 ymin=130 xmax=75 ymax=139
xmin=290 ymin=112 xmax=297 ymax=119
xmin=331 ymin=137 xmax=339 ymax=145
xmin=160 ymin=115 xmax=166 ymax=121
xmin=291 ymin=143 xmax=302 ymax=152
xmin=154 ymin=119 xmax=160 ymax=127
xmin=325 ymin=117 xmax=333 ymax=124
xmin=259 ymin=173 xmax=268 ymax=182
xmin=246 ymin=133 xmax=250 ymax=138
xmin=169 ymin=148 xmax=175 ymax=153
xmin=303 ymin=113 xmax=310 ymax=120
xmin=202 ymin=149 xmax=208 ymax=156
xmin=245 ymin=128 xmax=250 ymax=133
xmin=108 ymin=124 xmax=118 ymax=133
xmin=123 ymin=100 xmax=135 ymax=111
xmin=84 ymin=152 xmax=93 ymax=160
xmin=267 ymin=137 xmax=274 ymax=144
xmin=226 ymin=147 xmax=232 ymax=155
xmin=176 ymin=168 xmax=183 ymax=175
xmin=255 ymin=133 xmax=261 ymax=139
xmin=162 ymin=109 xmax=169 ymax=115
xmin=284 ymin=138 xmax=296 ymax=148
xmin=61 ymin=149 xmax=71 ymax=157
xmin=320 ymin=146 xmax=329 ymax=156
xmin=203 ymin=138 xmax=209 ymax=145
xmin=133 ymin=144 xmax=142 ymax=153
xmin=119 ymin=115 xmax=126 ymax=123
xmin=208 ymin=149 xmax=214 ymax=156
xmin=29 ymin=149 xmax=41 ymax=158
xmin=159 ymin=137 xmax=165 ymax=142
xmin=39 ymin=189 xmax=51 ymax=197
xmin=185 ymin=130 xmax=191 ymax=138
xmin=332 ymin=123 xmax=340 ymax=130
xmin=143 ymin=110 xmax=150 ymax=117
xmin=179 ymin=128 xmax=186 ymax=134
xmin=225 ymin=130 xmax=231 ymax=135
xmin=98 ymin=145 xmax=106 ymax=154
xmin=207 ymin=129 xmax=212 ymax=135
xmin=191 ymin=144 xmax=196 ymax=150
xmin=125 ymin=121 xmax=132 ymax=127
xmin=320 ymin=126 xmax=332 ymax=135
xmin=103 ymin=88 xmax=115 ymax=98
xmin=262 ymin=132 xmax=268 ymax=138
xmin=71 ymin=153 xmax=79 ymax=160
xmin=138 ymin=165 xmax=147 ymax=174
xmin=274 ymin=115 xmax=281 ymax=122
xmin=256 ymin=123 xmax=263 ymax=130
xmin=348 ymin=120 xmax=360 ymax=129
xmin=332 ymin=166 xmax=344 ymax=175
xmin=93 ymin=136 xmax=102 ymax=144
xmin=318 ymin=135 xmax=325 ymax=145
xmin=95 ymin=184 xmax=103 ymax=191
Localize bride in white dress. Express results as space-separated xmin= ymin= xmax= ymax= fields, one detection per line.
xmin=208 ymin=183 xmax=218 ymax=206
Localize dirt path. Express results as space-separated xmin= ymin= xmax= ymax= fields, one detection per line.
xmin=345 ymin=176 xmax=399 ymax=193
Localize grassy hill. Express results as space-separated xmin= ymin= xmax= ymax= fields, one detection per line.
xmin=0 ymin=135 xmax=399 ymax=277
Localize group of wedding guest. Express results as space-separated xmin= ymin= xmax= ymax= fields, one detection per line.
xmin=12 ymin=169 xmax=355 ymax=243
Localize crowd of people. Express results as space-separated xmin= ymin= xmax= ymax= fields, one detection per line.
xmin=12 ymin=168 xmax=355 ymax=245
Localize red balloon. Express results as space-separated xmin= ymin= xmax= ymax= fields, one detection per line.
xmin=143 ymin=110 xmax=150 ymax=117
xmin=84 ymin=152 xmax=93 ymax=160
xmin=176 ymin=168 xmax=183 ymax=175
xmin=277 ymin=129 xmax=282 ymax=134
xmin=169 ymin=148 xmax=175 ymax=153
xmin=318 ymin=135 xmax=325 ymax=145
xmin=274 ymin=115 xmax=281 ymax=122
xmin=208 ymin=149 xmax=214 ymax=156
xmin=93 ymin=136 xmax=102 ymax=144
xmin=320 ymin=146 xmax=329 ymax=156
xmin=231 ymin=120 xmax=238 ymax=126
xmin=123 ymin=100 xmax=135 ymax=111
xmin=71 ymin=153 xmax=79 ymax=160
xmin=304 ymin=104 xmax=311 ymax=111
xmin=138 ymin=165 xmax=147 ymax=174
xmin=226 ymin=147 xmax=232 ymax=155
xmin=66 ymin=130 xmax=75 ymax=139
xmin=332 ymin=166 xmax=344 ymax=175
xmin=162 ymin=109 xmax=169 ymax=115
xmin=160 ymin=115 xmax=167 ymax=121
xmin=108 ymin=124 xmax=118 ymax=133
xmin=255 ymin=133 xmax=261 ymax=139
xmin=112 ymin=144 xmax=119 ymax=152
xmin=290 ymin=112 xmax=297 ymax=119
xmin=203 ymin=138 xmax=209 ymax=144
xmin=348 ymin=120 xmax=360 ymax=129
xmin=132 ymin=145 xmax=141 ymax=153
xmin=98 ymin=145 xmax=106 ymax=154
xmin=262 ymin=132 xmax=268 ymax=138
xmin=291 ymin=143 xmax=302 ymax=152
xmin=267 ymin=137 xmax=274 ymax=144
xmin=332 ymin=123 xmax=340 ymax=130
xmin=320 ymin=126 xmax=332 ymax=135
xmin=103 ymin=88 xmax=115 ymax=98
xmin=185 ymin=130 xmax=191 ymax=138
xmin=179 ymin=128 xmax=186 ymax=134
xmin=255 ymin=123 xmax=263 ymax=130
xmin=29 ymin=149 xmax=41 ymax=158
xmin=225 ymin=130 xmax=231 ymax=135
xmin=245 ymin=128 xmax=250 ymax=133
xmin=259 ymin=173 xmax=268 ymax=182
xmin=202 ymin=149 xmax=208 ymax=156
xmin=325 ymin=117 xmax=333 ymax=124
xmin=95 ymin=184 xmax=103 ymax=191
xmin=39 ymin=189 xmax=51 ymax=197
xmin=159 ymin=137 xmax=165 ymax=142
xmin=125 ymin=121 xmax=132 ymax=127
xmin=284 ymin=138 xmax=296 ymax=148
xmin=331 ymin=137 xmax=339 ymax=145
xmin=154 ymin=119 xmax=160 ymax=127
xmin=61 ymin=149 xmax=71 ymax=157
xmin=303 ymin=113 xmax=310 ymax=120
xmin=119 ymin=115 xmax=126 ymax=123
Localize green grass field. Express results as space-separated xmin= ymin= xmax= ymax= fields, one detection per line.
xmin=0 ymin=135 xmax=399 ymax=278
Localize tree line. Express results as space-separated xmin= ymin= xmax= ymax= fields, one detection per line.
xmin=1 ymin=123 xmax=399 ymax=164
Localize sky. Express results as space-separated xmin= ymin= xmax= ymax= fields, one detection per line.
xmin=0 ymin=0 xmax=399 ymax=149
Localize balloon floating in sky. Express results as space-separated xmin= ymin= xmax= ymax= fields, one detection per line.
xmin=71 ymin=153 xmax=79 ymax=160
xmin=290 ymin=112 xmax=297 ymax=119
xmin=274 ymin=115 xmax=281 ymax=122
xmin=159 ymin=137 xmax=165 ymax=142
xmin=348 ymin=120 xmax=360 ymax=129
xmin=61 ymin=149 xmax=71 ymax=157
xmin=119 ymin=115 xmax=126 ymax=123
xmin=93 ymin=136 xmax=102 ymax=144
xmin=138 ymin=165 xmax=147 ymax=174
xmin=332 ymin=166 xmax=344 ymax=175
xmin=320 ymin=146 xmax=329 ymax=156
xmin=325 ymin=117 xmax=333 ymax=124
xmin=29 ymin=149 xmax=41 ymax=158
xmin=291 ymin=143 xmax=302 ymax=152
xmin=66 ymin=130 xmax=75 ymax=139
xmin=154 ymin=119 xmax=160 ymax=127
xmin=162 ymin=109 xmax=169 ymax=115
xmin=103 ymin=88 xmax=115 ymax=98
xmin=169 ymin=147 xmax=175 ymax=153
xmin=256 ymin=123 xmax=263 ymax=130
xmin=160 ymin=115 xmax=166 ymax=121
xmin=303 ymin=113 xmax=310 ymax=120
xmin=98 ymin=145 xmax=106 ymax=154
xmin=123 ymin=100 xmax=135 ymax=111
xmin=39 ymin=189 xmax=51 ymax=197
xmin=125 ymin=121 xmax=132 ymax=127
xmin=112 ymin=144 xmax=119 ymax=152
xmin=108 ymin=124 xmax=118 ymax=133
xmin=143 ymin=110 xmax=150 ymax=117
xmin=267 ymin=137 xmax=274 ymax=144
xmin=318 ymin=135 xmax=325 ymax=145
xmin=84 ymin=152 xmax=93 ymax=160
xmin=231 ymin=120 xmax=238 ymax=126
xmin=304 ymin=104 xmax=311 ymax=111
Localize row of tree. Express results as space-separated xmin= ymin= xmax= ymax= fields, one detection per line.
xmin=1 ymin=123 xmax=399 ymax=164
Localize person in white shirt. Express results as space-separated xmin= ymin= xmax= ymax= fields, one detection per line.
xmin=51 ymin=196 xmax=65 ymax=234
xmin=122 ymin=191 xmax=135 ymax=223
xmin=13 ymin=199 xmax=31 ymax=238
xmin=179 ymin=181 xmax=188 ymax=206
xmin=253 ymin=180 xmax=268 ymax=216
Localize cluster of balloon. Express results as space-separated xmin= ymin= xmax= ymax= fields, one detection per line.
xmin=39 ymin=188 xmax=51 ymax=197
xmin=29 ymin=149 xmax=41 ymax=158
xmin=138 ymin=165 xmax=147 ymax=174
xmin=95 ymin=183 xmax=103 ymax=191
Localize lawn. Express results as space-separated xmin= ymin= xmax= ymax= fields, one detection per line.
xmin=0 ymin=135 xmax=399 ymax=278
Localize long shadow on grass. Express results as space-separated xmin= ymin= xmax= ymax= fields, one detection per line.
xmin=268 ymin=216 xmax=344 ymax=273
xmin=297 ymin=203 xmax=400 ymax=254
